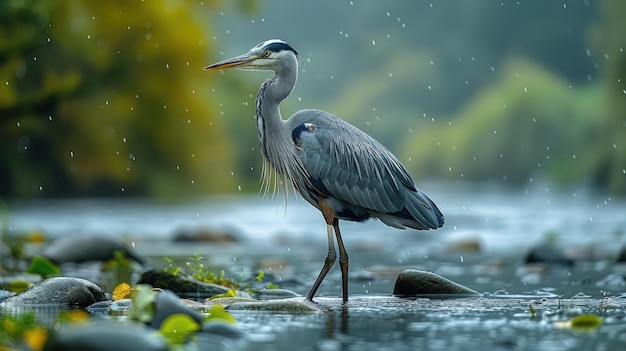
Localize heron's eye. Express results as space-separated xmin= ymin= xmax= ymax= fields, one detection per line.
xmin=263 ymin=50 xmax=271 ymax=57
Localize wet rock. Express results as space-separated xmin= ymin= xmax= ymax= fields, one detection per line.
xmin=137 ymin=269 xmax=231 ymax=299
xmin=150 ymin=290 xmax=205 ymax=329
xmin=251 ymin=288 xmax=300 ymax=300
xmin=0 ymin=289 xmax=16 ymax=302
xmin=1 ymin=277 xmax=106 ymax=307
xmin=226 ymin=298 xmax=322 ymax=313
xmin=172 ymin=226 xmax=239 ymax=243
xmin=203 ymin=297 xmax=259 ymax=308
xmin=202 ymin=296 xmax=320 ymax=313
xmin=201 ymin=320 xmax=244 ymax=338
xmin=85 ymin=300 xmax=113 ymax=313
xmin=42 ymin=235 xmax=144 ymax=265
xmin=43 ymin=319 xmax=168 ymax=351
xmin=265 ymin=274 xmax=308 ymax=291
xmin=524 ymin=245 xmax=573 ymax=266
xmin=393 ymin=269 xmax=480 ymax=297
xmin=445 ymin=237 xmax=482 ymax=253
xmin=595 ymin=274 xmax=626 ymax=288
xmin=616 ymin=246 xmax=626 ymax=263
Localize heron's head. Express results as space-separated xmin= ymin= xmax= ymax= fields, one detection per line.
xmin=204 ymin=39 xmax=301 ymax=72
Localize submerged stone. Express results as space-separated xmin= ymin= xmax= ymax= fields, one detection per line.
xmin=150 ymin=290 xmax=205 ymax=329
xmin=226 ymin=298 xmax=322 ymax=313
xmin=172 ymin=226 xmax=240 ymax=243
xmin=524 ymin=245 xmax=573 ymax=266
xmin=42 ymin=235 xmax=144 ymax=265
xmin=252 ymin=288 xmax=301 ymax=300
xmin=392 ymin=269 xmax=480 ymax=297
xmin=616 ymin=246 xmax=626 ymax=263
xmin=43 ymin=319 xmax=168 ymax=351
xmin=1 ymin=277 xmax=107 ymax=307
xmin=201 ymin=320 xmax=244 ymax=339
xmin=137 ymin=269 xmax=231 ymax=299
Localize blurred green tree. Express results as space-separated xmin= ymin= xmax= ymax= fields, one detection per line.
xmin=0 ymin=0 xmax=238 ymax=198
xmin=589 ymin=0 xmax=626 ymax=194
xmin=401 ymin=58 xmax=605 ymax=187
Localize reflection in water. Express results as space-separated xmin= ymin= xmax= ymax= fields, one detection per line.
xmin=324 ymin=305 xmax=350 ymax=342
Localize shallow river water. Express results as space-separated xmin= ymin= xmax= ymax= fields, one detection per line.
xmin=4 ymin=184 xmax=626 ymax=350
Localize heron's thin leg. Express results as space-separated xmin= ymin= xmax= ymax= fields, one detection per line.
xmin=306 ymin=223 xmax=336 ymax=301
xmin=333 ymin=218 xmax=349 ymax=302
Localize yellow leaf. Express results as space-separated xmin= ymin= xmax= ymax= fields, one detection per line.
xmin=23 ymin=327 xmax=48 ymax=351
xmin=112 ymin=283 xmax=132 ymax=301
xmin=65 ymin=310 xmax=90 ymax=324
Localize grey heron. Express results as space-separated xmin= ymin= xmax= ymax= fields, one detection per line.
xmin=205 ymin=39 xmax=444 ymax=302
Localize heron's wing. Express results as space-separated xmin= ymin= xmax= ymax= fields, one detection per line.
xmin=292 ymin=111 xmax=440 ymax=227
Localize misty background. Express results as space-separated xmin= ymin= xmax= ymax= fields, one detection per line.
xmin=1 ymin=0 xmax=624 ymax=199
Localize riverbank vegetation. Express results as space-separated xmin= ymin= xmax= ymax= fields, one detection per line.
xmin=1 ymin=1 xmax=624 ymax=198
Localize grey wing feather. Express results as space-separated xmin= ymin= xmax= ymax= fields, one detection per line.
xmin=291 ymin=110 xmax=433 ymax=222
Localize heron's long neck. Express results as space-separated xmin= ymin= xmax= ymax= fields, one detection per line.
xmin=255 ymin=66 xmax=297 ymax=159
xmin=255 ymin=64 xmax=308 ymax=194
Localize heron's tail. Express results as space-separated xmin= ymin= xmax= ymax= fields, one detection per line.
xmin=377 ymin=190 xmax=444 ymax=230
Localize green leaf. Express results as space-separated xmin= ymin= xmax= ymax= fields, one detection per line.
xmin=205 ymin=305 xmax=236 ymax=324
xmin=159 ymin=313 xmax=200 ymax=345
xmin=254 ymin=270 xmax=265 ymax=282
xmin=26 ymin=256 xmax=60 ymax=279
xmin=128 ymin=284 xmax=156 ymax=323
xmin=570 ymin=314 xmax=603 ymax=329
xmin=208 ymin=289 xmax=236 ymax=300
xmin=8 ymin=280 xmax=32 ymax=294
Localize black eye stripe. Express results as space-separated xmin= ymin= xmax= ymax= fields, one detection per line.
xmin=264 ymin=42 xmax=299 ymax=56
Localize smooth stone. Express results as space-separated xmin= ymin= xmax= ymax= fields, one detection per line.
xmin=203 ymin=297 xmax=259 ymax=308
xmin=616 ymin=246 xmax=626 ymax=263
xmin=137 ymin=269 xmax=231 ymax=299
xmin=42 ymin=235 xmax=144 ymax=265
xmin=226 ymin=298 xmax=322 ymax=313
xmin=85 ymin=300 xmax=112 ymax=313
xmin=393 ymin=269 xmax=480 ymax=297
xmin=0 ymin=289 xmax=16 ymax=302
xmin=1 ymin=277 xmax=107 ymax=307
xmin=172 ymin=226 xmax=239 ymax=243
xmin=252 ymin=288 xmax=300 ymax=300
xmin=201 ymin=320 xmax=244 ymax=339
xmin=524 ymin=245 xmax=574 ymax=266
xmin=109 ymin=298 xmax=133 ymax=311
xmin=43 ymin=320 xmax=168 ymax=351
xmin=150 ymin=290 xmax=205 ymax=329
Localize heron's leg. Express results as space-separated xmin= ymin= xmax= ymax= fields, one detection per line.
xmin=306 ymin=223 xmax=336 ymax=301
xmin=333 ymin=218 xmax=349 ymax=302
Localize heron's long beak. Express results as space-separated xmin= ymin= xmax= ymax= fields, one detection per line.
xmin=204 ymin=53 xmax=258 ymax=70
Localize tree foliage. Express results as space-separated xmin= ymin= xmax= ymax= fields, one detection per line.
xmin=401 ymin=58 xmax=606 ymax=187
xmin=0 ymin=0 xmax=235 ymax=197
